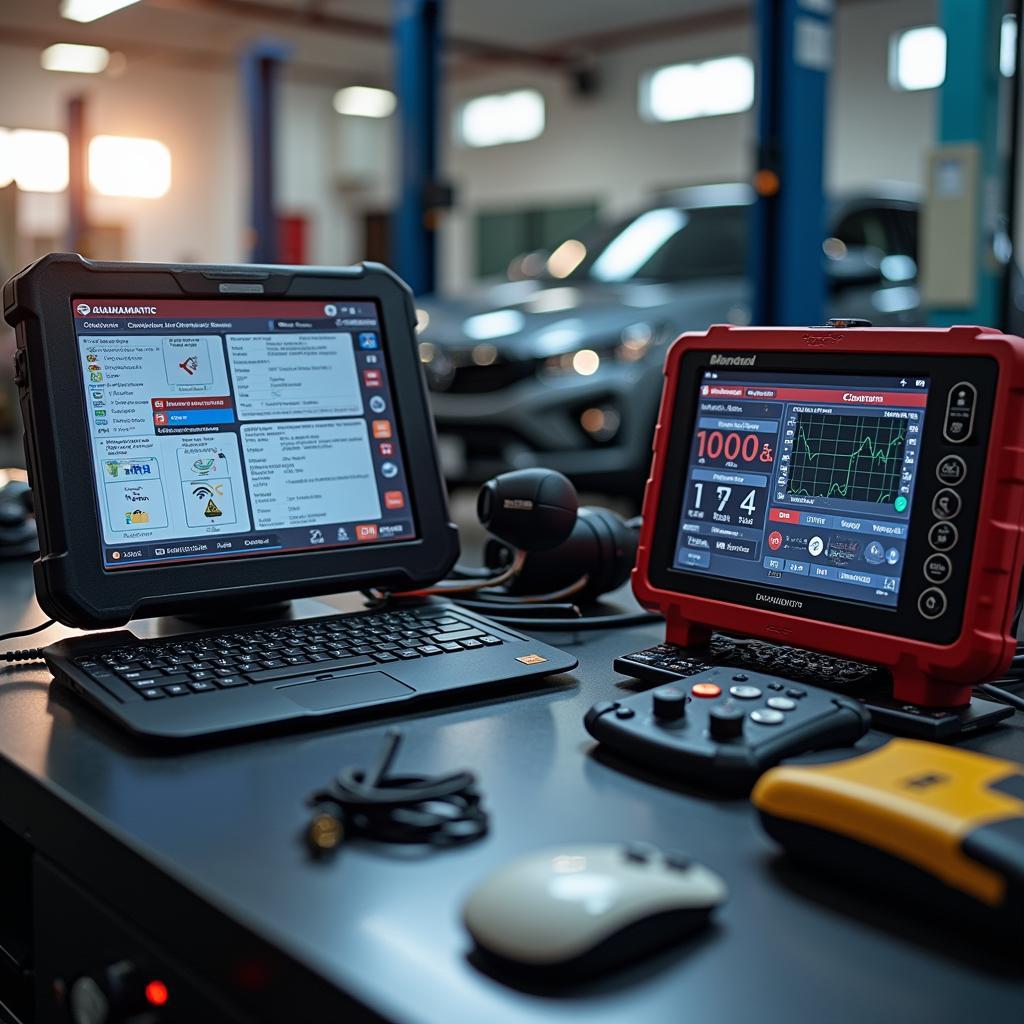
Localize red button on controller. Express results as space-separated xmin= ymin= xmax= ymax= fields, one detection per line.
xmin=691 ymin=682 xmax=721 ymax=698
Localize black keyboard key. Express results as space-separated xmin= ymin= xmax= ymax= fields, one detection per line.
xmin=164 ymin=684 xmax=189 ymax=697
xmin=429 ymin=628 xmax=484 ymax=643
xmin=190 ymin=670 xmax=213 ymax=681
xmin=372 ymin=652 xmax=399 ymax=663
xmin=479 ymin=636 xmax=503 ymax=646
xmin=460 ymin=639 xmax=483 ymax=649
xmin=245 ymin=655 xmax=375 ymax=683
xmin=214 ymin=675 xmax=247 ymax=688
xmin=189 ymin=680 xmax=216 ymax=692
xmin=417 ymin=645 xmax=442 ymax=656
xmin=140 ymin=687 xmax=165 ymax=700
xmin=133 ymin=673 xmax=189 ymax=688
xmin=396 ymin=649 xmax=421 ymax=660
xmin=438 ymin=641 xmax=462 ymax=653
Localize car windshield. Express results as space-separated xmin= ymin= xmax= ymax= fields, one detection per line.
xmin=559 ymin=203 xmax=749 ymax=283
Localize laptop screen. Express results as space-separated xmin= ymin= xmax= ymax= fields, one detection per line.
xmin=71 ymin=297 xmax=417 ymax=570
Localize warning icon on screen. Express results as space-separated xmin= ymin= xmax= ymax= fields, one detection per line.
xmin=204 ymin=498 xmax=223 ymax=518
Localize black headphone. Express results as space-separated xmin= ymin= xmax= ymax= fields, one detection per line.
xmin=463 ymin=468 xmax=654 ymax=629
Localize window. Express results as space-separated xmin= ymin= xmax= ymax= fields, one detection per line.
xmin=0 ymin=129 xmax=171 ymax=196
xmin=4 ymin=129 xmax=69 ymax=193
xmin=640 ymin=56 xmax=754 ymax=123
xmin=569 ymin=204 xmax=749 ymax=284
xmin=88 ymin=136 xmax=171 ymax=198
xmin=889 ymin=25 xmax=946 ymax=91
xmin=458 ymin=89 xmax=545 ymax=148
xmin=1002 ymin=14 xmax=1018 ymax=78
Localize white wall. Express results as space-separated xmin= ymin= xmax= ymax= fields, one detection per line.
xmin=0 ymin=44 xmax=243 ymax=267
xmin=0 ymin=0 xmax=945 ymax=287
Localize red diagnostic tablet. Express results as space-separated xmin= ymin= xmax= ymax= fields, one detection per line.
xmin=634 ymin=323 xmax=1024 ymax=708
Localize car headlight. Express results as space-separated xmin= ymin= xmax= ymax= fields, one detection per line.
xmin=541 ymin=322 xmax=663 ymax=376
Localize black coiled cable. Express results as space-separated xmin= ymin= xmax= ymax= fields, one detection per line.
xmin=306 ymin=729 xmax=488 ymax=855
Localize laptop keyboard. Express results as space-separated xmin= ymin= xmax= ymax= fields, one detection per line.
xmin=614 ymin=633 xmax=887 ymax=694
xmin=71 ymin=607 xmax=504 ymax=701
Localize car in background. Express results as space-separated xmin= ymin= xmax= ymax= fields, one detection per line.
xmin=417 ymin=183 xmax=921 ymax=498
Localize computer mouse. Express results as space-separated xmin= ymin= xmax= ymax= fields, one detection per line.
xmin=462 ymin=842 xmax=726 ymax=978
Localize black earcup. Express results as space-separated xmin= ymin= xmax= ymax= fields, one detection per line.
xmin=485 ymin=506 xmax=639 ymax=598
xmin=476 ymin=469 xmax=579 ymax=552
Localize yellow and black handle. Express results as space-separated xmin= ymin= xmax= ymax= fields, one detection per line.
xmin=752 ymin=739 xmax=1024 ymax=931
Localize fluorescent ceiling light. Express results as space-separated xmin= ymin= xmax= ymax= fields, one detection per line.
xmin=641 ymin=56 xmax=754 ymax=123
xmin=89 ymin=135 xmax=171 ymax=198
xmin=333 ymin=86 xmax=396 ymax=118
xmin=11 ymin=130 xmax=69 ymax=193
xmin=459 ymin=89 xmax=545 ymax=148
xmin=890 ymin=25 xmax=946 ymax=91
xmin=61 ymin=0 xmax=140 ymax=23
xmin=41 ymin=43 xmax=110 ymax=74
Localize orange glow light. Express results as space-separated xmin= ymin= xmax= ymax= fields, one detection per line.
xmin=144 ymin=979 xmax=169 ymax=1007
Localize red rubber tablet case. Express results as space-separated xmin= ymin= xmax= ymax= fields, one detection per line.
xmin=634 ymin=324 xmax=1024 ymax=708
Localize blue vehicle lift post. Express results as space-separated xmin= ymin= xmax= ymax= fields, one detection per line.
xmin=750 ymin=0 xmax=833 ymax=326
xmin=241 ymin=41 xmax=290 ymax=264
xmin=393 ymin=0 xmax=443 ymax=297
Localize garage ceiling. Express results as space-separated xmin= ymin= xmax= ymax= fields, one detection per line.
xmin=0 ymin=0 xmax=748 ymax=85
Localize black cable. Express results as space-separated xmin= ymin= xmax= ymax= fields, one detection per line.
xmin=0 ymin=617 xmax=56 ymax=663
xmin=477 ymin=611 xmax=662 ymax=630
xmin=977 ymin=682 xmax=1024 ymax=713
xmin=305 ymin=729 xmax=488 ymax=855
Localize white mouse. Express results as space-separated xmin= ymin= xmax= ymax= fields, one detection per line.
xmin=462 ymin=842 xmax=726 ymax=977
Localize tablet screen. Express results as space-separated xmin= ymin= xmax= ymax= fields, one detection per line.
xmin=672 ymin=368 xmax=929 ymax=608
xmin=72 ymin=298 xmax=417 ymax=570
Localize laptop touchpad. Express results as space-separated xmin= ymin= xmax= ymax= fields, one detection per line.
xmin=279 ymin=672 xmax=414 ymax=712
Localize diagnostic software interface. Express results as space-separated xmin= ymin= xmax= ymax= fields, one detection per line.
xmin=72 ymin=298 xmax=415 ymax=570
xmin=674 ymin=369 xmax=928 ymax=608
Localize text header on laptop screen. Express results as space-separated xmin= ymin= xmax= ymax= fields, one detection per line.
xmin=72 ymin=298 xmax=416 ymax=570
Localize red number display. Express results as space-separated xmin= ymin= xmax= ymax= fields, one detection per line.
xmin=695 ymin=430 xmax=762 ymax=464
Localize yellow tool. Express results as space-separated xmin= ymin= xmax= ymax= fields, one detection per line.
xmin=752 ymin=739 xmax=1024 ymax=929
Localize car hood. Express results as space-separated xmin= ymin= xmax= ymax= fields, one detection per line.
xmin=417 ymin=278 xmax=750 ymax=359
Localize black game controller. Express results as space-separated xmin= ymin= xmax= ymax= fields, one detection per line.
xmin=585 ymin=667 xmax=871 ymax=792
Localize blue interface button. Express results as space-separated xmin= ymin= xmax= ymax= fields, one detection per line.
xmin=358 ymin=332 xmax=379 ymax=349
xmin=835 ymin=569 xmax=900 ymax=591
xmin=810 ymin=564 xmax=837 ymax=580
xmin=678 ymin=548 xmax=710 ymax=569
xmin=684 ymin=535 xmax=710 ymax=550
xmin=802 ymin=513 xmax=831 ymax=528
xmin=163 ymin=409 xmax=234 ymax=426
xmin=830 ymin=516 xmax=908 ymax=540
xmin=712 ymin=538 xmax=758 ymax=558
xmin=763 ymin=556 xmax=784 ymax=572
xmin=784 ymin=560 xmax=809 ymax=575
xmin=864 ymin=541 xmax=886 ymax=565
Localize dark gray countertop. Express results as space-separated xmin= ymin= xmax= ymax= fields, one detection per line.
xmin=0 ymin=566 xmax=1022 ymax=1023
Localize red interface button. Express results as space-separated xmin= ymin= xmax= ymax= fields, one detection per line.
xmin=770 ymin=508 xmax=800 ymax=523
xmin=691 ymin=682 xmax=722 ymax=698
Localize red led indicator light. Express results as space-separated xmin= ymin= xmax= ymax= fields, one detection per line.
xmin=145 ymin=979 xmax=169 ymax=1007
